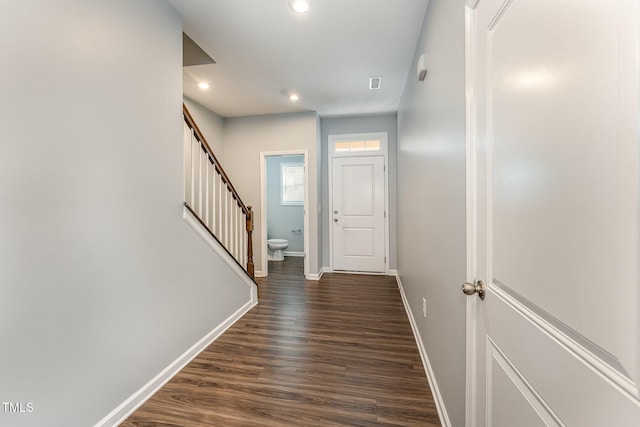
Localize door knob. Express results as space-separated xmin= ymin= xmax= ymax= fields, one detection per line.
xmin=462 ymin=280 xmax=485 ymax=300
xmin=334 ymin=218 xmax=339 ymax=222
xmin=334 ymin=210 xmax=338 ymax=214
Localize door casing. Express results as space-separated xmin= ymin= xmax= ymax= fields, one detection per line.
xmin=259 ymin=150 xmax=310 ymax=278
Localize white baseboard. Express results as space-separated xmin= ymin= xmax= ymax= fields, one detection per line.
xmin=307 ymin=267 xmax=326 ymax=281
xmin=283 ymin=251 xmax=304 ymax=257
xmin=394 ymin=272 xmax=451 ymax=427
xmin=388 ymin=269 xmax=398 ymax=276
xmin=254 ymin=271 xmax=266 ymax=278
xmin=95 ymin=298 xmax=256 ymax=427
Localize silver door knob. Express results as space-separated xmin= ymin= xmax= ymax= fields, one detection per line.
xmin=334 ymin=218 xmax=339 ymax=222
xmin=462 ymin=280 xmax=485 ymax=300
xmin=334 ymin=210 xmax=338 ymax=214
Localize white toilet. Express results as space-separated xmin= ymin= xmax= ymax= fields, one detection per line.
xmin=267 ymin=239 xmax=288 ymax=261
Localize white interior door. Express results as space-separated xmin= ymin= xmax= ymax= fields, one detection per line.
xmin=466 ymin=0 xmax=640 ymax=426
xmin=332 ymin=156 xmax=385 ymax=272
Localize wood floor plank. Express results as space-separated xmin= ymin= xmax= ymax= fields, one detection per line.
xmin=122 ymin=258 xmax=440 ymax=426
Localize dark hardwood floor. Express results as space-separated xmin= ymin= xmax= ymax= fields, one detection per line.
xmin=122 ymin=257 xmax=440 ymax=426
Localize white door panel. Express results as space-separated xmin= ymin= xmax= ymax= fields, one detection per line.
xmin=342 ymin=164 xmax=375 ymax=216
xmin=489 ymin=0 xmax=636 ymax=374
xmin=488 ymin=344 xmax=550 ymax=427
xmin=332 ymin=156 xmax=385 ymax=272
xmin=467 ymin=0 xmax=640 ymax=425
xmin=343 ymin=228 xmax=375 ymax=256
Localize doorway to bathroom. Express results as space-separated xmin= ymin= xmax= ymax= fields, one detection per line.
xmin=259 ymin=150 xmax=309 ymax=278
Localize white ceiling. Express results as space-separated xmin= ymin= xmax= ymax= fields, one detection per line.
xmin=169 ymin=0 xmax=429 ymax=118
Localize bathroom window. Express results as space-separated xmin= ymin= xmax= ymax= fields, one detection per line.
xmin=281 ymin=162 xmax=304 ymax=205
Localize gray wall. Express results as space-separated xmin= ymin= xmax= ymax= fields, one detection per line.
xmin=320 ymin=114 xmax=397 ymax=270
xmin=266 ymin=155 xmax=305 ymax=253
xmin=183 ymin=96 xmax=225 ymax=160
xmin=396 ymin=0 xmax=467 ymax=426
xmin=222 ymin=112 xmax=320 ymax=276
xmin=0 ymin=1 xmax=252 ymax=426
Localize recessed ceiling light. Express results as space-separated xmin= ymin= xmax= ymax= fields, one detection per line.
xmin=289 ymin=93 xmax=299 ymax=101
xmin=289 ymin=0 xmax=311 ymax=13
xmin=198 ymin=82 xmax=210 ymax=89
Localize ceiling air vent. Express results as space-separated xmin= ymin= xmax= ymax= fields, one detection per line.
xmin=369 ymin=76 xmax=382 ymax=90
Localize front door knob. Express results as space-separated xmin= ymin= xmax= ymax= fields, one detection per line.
xmin=462 ymin=280 xmax=485 ymax=300
xmin=334 ymin=218 xmax=339 ymax=222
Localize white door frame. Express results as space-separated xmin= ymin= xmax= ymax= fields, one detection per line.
xmin=328 ymin=132 xmax=389 ymax=274
xmin=464 ymin=1 xmax=480 ymax=425
xmin=259 ymin=150 xmax=310 ymax=279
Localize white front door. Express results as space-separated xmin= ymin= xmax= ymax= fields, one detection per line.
xmin=332 ymin=156 xmax=385 ymax=273
xmin=467 ymin=0 xmax=640 ymax=425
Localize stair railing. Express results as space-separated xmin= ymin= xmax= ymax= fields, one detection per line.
xmin=183 ymin=105 xmax=255 ymax=279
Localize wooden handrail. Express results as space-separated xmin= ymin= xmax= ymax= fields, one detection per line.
xmin=183 ymin=104 xmax=249 ymax=216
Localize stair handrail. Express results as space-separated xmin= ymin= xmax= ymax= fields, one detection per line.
xmin=183 ymin=104 xmax=255 ymax=279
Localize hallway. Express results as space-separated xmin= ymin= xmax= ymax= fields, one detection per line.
xmin=123 ymin=257 xmax=439 ymax=426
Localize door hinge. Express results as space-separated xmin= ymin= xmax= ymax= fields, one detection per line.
xmin=384 ymin=211 xmax=387 ymax=218
xmin=384 ymin=256 xmax=387 ymax=263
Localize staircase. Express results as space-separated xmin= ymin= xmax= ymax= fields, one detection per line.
xmin=182 ymin=104 xmax=255 ymax=281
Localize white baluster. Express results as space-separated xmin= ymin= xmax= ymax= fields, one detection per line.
xmin=234 ymin=199 xmax=238 ymax=258
xmin=207 ymin=159 xmax=214 ymax=231
xmin=217 ymin=174 xmax=224 ymax=240
xmin=243 ymin=212 xmax=247 ymax=267
xmin=199 ymin=147 xmax=208 ymax=219
xmin=183 ymin=123 xmax=192 ymax=207
xmin=203 ymin=156 xmax=209 ymax=226
xmin=237 ymin=205 xmax=242 ymax=261
xmin=225 ymin=188 xmax=231 ymax=248
xmin=191 ymin=137 xmax=199 ymax=214
xmin=229 ymin=192 xmax=234 ymax=250
xmin=212 ymin=163 xmax=216 ymax=232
